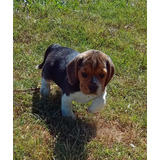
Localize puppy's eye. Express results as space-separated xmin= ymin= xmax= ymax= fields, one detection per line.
xmin=99 ymin=73 xmax=105 ymax=78
xmin=81 ymin=72 xmax=88 ymax=78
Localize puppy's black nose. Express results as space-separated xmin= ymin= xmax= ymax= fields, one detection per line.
xmin=89 ymin=83 xmax=98 ymax=93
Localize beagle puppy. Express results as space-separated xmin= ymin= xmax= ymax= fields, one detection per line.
xmin=37 ymin=44 xmax=115 ymax=119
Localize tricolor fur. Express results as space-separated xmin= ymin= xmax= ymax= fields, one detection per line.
xmin=37 ymin=44 xmax=115 ymax=119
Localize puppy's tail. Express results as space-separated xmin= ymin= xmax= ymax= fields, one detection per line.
xmin=36 ymin=44 xmax=61 ymax=69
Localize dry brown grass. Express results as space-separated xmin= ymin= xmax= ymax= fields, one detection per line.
xmin=93 ymin=115 xmax=146 ymax=147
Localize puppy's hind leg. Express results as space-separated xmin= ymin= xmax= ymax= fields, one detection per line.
xmin=40 ymin=78 xmax=50 ymax=97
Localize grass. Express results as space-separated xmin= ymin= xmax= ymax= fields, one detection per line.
xmin=13 ymin=0 xmax=147 ymax=159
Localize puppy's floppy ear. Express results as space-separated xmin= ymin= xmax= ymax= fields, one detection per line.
xmin=105 ymin=55 xmax=115 ymax=86
xmin=67 ymin=56 xmax=83 ymax=85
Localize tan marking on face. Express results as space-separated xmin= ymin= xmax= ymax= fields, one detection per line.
xmin=77 ymin=52 xmax=108 ymax=95
xmin=67 ymin=50 xmax=115 ymax=95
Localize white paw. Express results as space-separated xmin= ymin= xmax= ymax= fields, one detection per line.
xmin=88 ymin=104 xmax=104 ymax=113
xmin=61 ymin=107 xmax=76 ymax=119
xmin=88 ymin=91 xmax=106 ymax=113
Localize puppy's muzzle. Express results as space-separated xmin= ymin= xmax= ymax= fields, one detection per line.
xmin=89 ymin=76 xmax=99 ymax=94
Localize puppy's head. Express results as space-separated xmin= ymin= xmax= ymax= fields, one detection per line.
xmin=67 ymin=50 xmax=115 ymax=95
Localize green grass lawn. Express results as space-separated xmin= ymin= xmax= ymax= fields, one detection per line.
xmin=13 ymin=0 xmax=147 ymax=159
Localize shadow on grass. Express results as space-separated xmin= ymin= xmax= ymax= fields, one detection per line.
xmin=32 ymin=89 xmax=96 ymax=160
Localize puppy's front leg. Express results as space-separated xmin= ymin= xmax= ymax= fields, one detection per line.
xmin=88 ymin=91 xmax=107 ymax=113
xmin=61 ymin=94 xmax=76 ymax=119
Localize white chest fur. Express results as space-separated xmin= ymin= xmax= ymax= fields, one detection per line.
xmin=61 ymin=90 xmax=107 ymax=118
